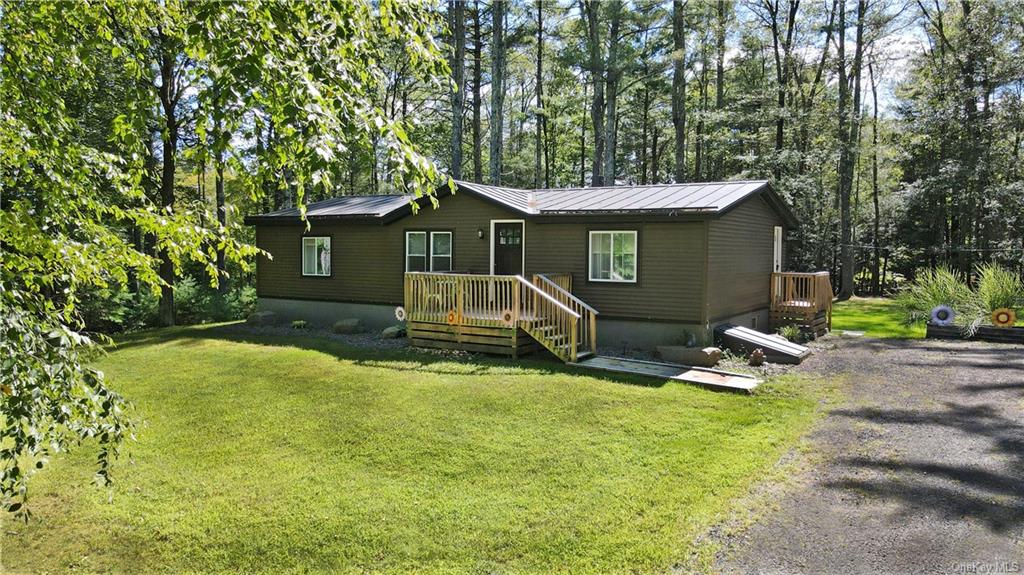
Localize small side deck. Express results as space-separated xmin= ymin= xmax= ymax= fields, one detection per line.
xmin=770 ymin=271 xmax=833 ymax=336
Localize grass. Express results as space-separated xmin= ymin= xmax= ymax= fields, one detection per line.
xmin=3 ymin=325 xmax=834 ymax=574
xmin=831 ymin=297 xmax=925 ymax=339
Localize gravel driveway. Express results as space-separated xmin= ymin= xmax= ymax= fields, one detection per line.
xmin=716 ymin=337 xmax=1024 ymax=575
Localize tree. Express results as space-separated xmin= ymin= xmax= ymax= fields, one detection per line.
xmin=449 ymin=0 xmax=466 ymax=180
xmin=0 ymin=0 xmax=449 ymax=517
xmin=672 ymin=0 xmax=688 ymax=182
xmin=471 ymin=0 xmax=484 ymax=182
xmin=489 ymin=0 xmax=506 ymax=184
xmin=582 ymin=0 xmax=607 ymax=186
xmin=534 ymin=0 xmax=548 ymax=188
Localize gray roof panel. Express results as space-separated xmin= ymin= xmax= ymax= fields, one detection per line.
xmin=247 ymin=180 xmax=784 ymax=223
xmin=249 ymin=195 xmax=413 ymax=221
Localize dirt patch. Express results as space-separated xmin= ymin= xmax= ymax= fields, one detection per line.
xmin=714 ymin=337 xmax=1024 ymax=574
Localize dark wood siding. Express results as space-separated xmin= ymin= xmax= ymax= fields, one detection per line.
xmin=255 ymin=192 xmax=707 ymax=321
xmin=256 ymin=192 xmax=518 ymax=305
xmin=705 ymin=195 xmax=784 ymax=321
xmin=526 ymin=221 xmax=704 ymax=322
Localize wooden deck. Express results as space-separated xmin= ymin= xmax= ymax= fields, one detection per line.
xmin=570 ymin=356 xmax=760 ymax=393
xmin=770 ymin=271 xmax=833 ymax=336
xmin=404 ymin=272 xmax=598 ymax=362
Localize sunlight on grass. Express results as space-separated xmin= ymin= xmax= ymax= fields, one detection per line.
xmin=3 ymin=325 xmax=833 ymax=573
xmin=832 ymin=297 xmax=925 ymax=339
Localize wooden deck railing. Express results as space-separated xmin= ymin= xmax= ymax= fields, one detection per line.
xmin=536 ymin=272 xmax=572 ymax=293
xmin=533 ymin=273 xmax=598 ymax=359
xmin=404 ymin=272 xmax=584 ymax=362
xmin=770 ymin=271 xmax=833 ymax=329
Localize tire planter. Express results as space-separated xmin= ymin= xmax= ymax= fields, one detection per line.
xmin=926 ymin=323 xmax=1024 ymax=344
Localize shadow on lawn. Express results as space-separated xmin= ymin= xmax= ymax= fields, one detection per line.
xmin=827 ymin=400 xmax=1024 ymax=534
xmin=108 ymin=323 xmax=672 ymax=390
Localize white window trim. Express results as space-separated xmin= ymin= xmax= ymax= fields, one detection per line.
xmin=405 ymin=231 xmax=428 ymax=272
xmin=489 ymin=219 xmax=526 ymax=275
xmin=588 ymin=230 xmax=638 ymax=283
xmin=773 ymin=225 xmax=783 ymax=273
xmin=429 ymin=231 xmax=453 ymax=272
xmin=301 ymin=236 xmax=331 ymax=277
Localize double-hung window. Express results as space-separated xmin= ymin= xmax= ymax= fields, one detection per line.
xmin=589 ymin=230 xmax=637 ymax=283
xmin=302 ymin=237 xmax=331 ymax=277
xmin=430 ymin=232 xmax=452 ymax=272
xmin=406 ymin=231 xmax=453 ymax=272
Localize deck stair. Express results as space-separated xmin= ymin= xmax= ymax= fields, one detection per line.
xmin=404 ymin=272 xmax=598 ymax=362
xmin=570 ymin=356 xmax=760 ymax=393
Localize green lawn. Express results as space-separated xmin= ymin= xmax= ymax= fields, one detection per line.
xmin=4 ymin=325 xmax=832 ymax=574
xmin=830 ymin=297 xmax=925 ymax=339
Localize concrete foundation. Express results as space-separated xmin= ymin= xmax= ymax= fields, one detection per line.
xmin=710 ymin=308 xmax=772 ymax=334
xmin=257 ymin=298 xmax=398 ymax=332
xmin=596 ymin=318 xmax=707 ymax=350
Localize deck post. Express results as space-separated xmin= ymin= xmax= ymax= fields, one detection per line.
xmin=569 ymin=317 xmax=578 ymax=362
xmin=589 ymin=313 xmax=597 ymax=355
xmin=511 ymin=279 xmax=521 ymax=358
xmin=456 ymin=275 xmax=464 ymax=343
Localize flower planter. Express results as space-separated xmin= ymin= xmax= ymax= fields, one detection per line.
xmin=926 ymin=323 xmax=1024 ymax=344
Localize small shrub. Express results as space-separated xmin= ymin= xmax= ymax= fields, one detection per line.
xmin=292 ymin=320 xmax=307 ymax=329
xmin=777 ymin=324 xmax=801 ymax=342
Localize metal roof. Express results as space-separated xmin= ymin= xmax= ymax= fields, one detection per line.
xmin=247 ymin=195 xmax=413 ymax=221
xmin=245 ymin=179 xmax=793 ymax=224
xmin=457 ymin=180 xmax=772 ymax=215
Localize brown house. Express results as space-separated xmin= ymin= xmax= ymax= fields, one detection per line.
xmin=246 ymin=180 xmax=800 ymax=357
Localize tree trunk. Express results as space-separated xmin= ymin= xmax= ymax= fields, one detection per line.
xmin=534 ymin=0 xmax=545 ymax=188
xmin=671 ymin=0 xmax=687 ymax=183
xmin=602 ymin=1 xmax=623 ymax=184
xmin=449 ymin=0 xmax=465 ymax=180
xmin=640 ymin=86 xmax=650 ymax=185
xmin=488 ymin=0 xmax=505 ymax=185
xmin=214 ymin=115 xmax=227 ymax=294
xmin=157 ymin=33 xmax=178 ymax=327
xmin=836 ymin=0 xmax=854 ymax=299
xmin=869 ymin=60 xmax=881 ymax=295
xmin=472 ymin=0 xmax=483 ymax=182
xmin=713 ymin=0 xmax=727 ymax=179
xmin=769 ymin=0 xmax=799 ymax=181
xmin=651 ymin=126 xmax=660 ymax=183
xmin=583 ymin=0 xmax=605 ymax=186
xmin=580 ymin=80 xmax=588 ymax=187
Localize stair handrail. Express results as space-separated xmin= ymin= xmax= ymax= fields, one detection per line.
xmin=533 ymin=273 xmax=599 ymax=358
xmin=513 ymin=275 xmax=580 ymax=319
xmin=513 ymin=275 xmax=580 ymax=362
xmin=533 ymin=274 xmax=599 ymax=315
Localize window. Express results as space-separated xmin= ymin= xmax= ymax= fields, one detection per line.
xmin=405 ymin=231 xmax=427 ymax=272
xmin=302 ymin=237 xmax=331 ymax=277
xmin=589 ymin=231 xmax=637 ymax=282
xmin=406 ymin=231 xmax=453 ymax=272
xmin=430 ymin=231 xmax=452 ymax=272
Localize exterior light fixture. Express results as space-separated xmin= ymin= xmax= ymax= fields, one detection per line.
xmin=477 ymin=228 xmax=485 ymax=239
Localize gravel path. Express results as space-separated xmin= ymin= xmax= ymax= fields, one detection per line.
xmin=716 ymin=337 xmax=1024 ymax=575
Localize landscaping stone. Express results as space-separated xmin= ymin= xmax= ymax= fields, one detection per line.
xmin=246 ymin=311 xmax=279 ymax=326
xmin=332 ymin=318 xmax=364 ymax=334
xmin=381 ymin=325 xmax=405 ymax=339
xmin=656 ymin=345 xmax=722 ymax=367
